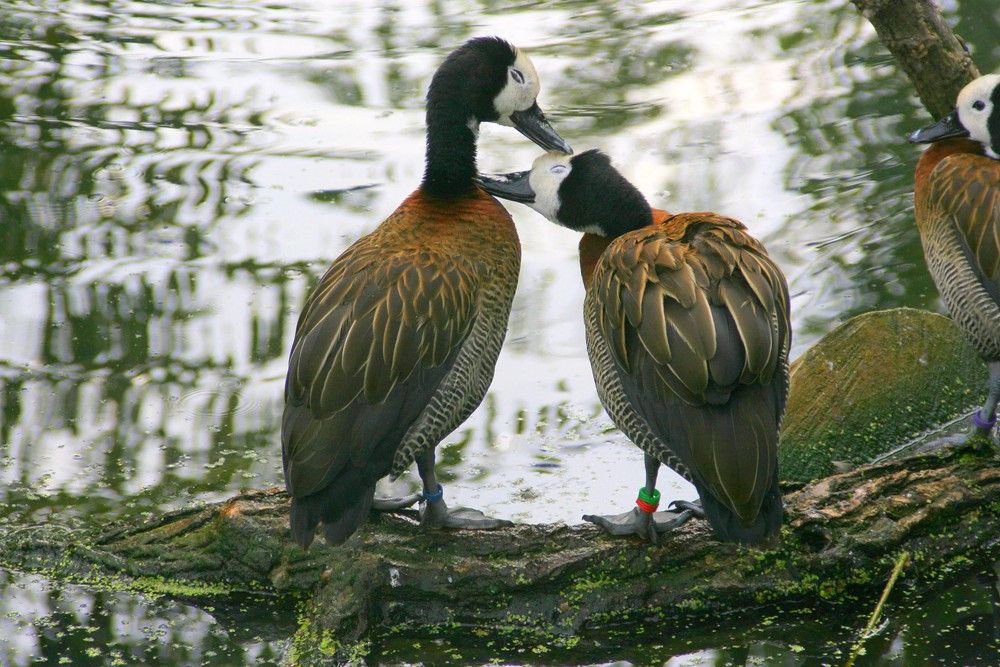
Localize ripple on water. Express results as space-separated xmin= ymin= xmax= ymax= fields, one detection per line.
xmin=174 ymin=380 xmax=258 ymax=418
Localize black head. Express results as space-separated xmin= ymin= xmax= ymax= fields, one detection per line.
xmin=477 ymin=149 xmax=652 ymax=238
xmin=427 ymin=37 xmax=516 ymax=126
xmin=425 ymin=37 xmax=571 ymax=152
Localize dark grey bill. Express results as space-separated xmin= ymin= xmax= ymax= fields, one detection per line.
xmin=476 ymin=170 xmax=535 ymax=203
xmin=510 ymin=103 xmax=572 ymax=154
xmin=909 ymin=109 xmax=970 ymax=144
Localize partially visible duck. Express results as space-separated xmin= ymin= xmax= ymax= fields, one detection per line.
xmin=282 ymin=37 xmax=572 ymax=548
xmin=478 ymin=150 xmax=789 ymax=544
xmin=910 ymin=73 xmax=1000 ymax=444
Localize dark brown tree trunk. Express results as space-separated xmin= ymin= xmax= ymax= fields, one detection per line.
xmin=850 ymin=0 xmax=979 ymax=118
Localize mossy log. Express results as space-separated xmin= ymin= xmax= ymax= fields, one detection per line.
xmin=3 ymin=444 xmax=1000 ymax=664
xmin=850 ymin=0 xmax=979 ymax=119
xmin=1 ymin=309 xmax=999 ymax=665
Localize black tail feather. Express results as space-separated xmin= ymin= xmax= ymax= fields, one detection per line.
xmin=289 ymin=473 xmax=376 ymax=548
xmin=289 ymin=498 xmax=319 ymax=549
xmin=698 ymin=477 xmax=783 ymax=545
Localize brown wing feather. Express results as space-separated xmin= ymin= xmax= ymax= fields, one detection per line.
xmin=590 ymin=213 xmax=790 ymax=524
xmin=283 ymin=236 xmax=479 ymax=497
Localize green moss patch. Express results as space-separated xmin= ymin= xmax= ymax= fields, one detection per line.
xmin=780 ymin=308 xmax=987 ymax=483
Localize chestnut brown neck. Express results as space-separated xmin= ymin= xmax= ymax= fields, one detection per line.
xmin=578 ymin=234 xmax=612 ymax=287
xmin=650 ymin=208 xmax=672 ymax=227
xmin=915 ymin=138 xmax=985 ymax=193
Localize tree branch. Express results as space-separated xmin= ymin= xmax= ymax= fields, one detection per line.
xmin=851 ymin=0 xmax=979 ymax=118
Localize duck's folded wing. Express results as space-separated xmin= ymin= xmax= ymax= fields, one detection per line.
xmin=591 ymin=215 xmax=790 ymax=519
xmin=926 ymin=155 xmax=1000 ymax=302
xmin=283 ymin=241 xmax=480 ymax=497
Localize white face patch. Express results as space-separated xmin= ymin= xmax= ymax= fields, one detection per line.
xmin=525 ymin=151 xmax=572 ymax=223
xmin=493 ymin=48 xmax=542 ymax=125
xmin=957 ymin=73 xmax=1000 ymax=158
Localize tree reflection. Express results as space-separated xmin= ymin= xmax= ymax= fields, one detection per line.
xmin=0 ymin=574 xmax=286 ymax=666
xmin=0 ymin=1 xmax=298 ymax=526
xmin=533 ymin=0 xmax=694 ymax=132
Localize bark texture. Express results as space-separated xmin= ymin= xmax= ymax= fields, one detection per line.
xmin=851 ymin=0 xmax=979 ymax=118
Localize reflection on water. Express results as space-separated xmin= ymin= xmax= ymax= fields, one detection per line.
xmin=1 ymin=0 xmax=999 ymax=664
xmin=0 ymin=571 xmax=287 ymax=666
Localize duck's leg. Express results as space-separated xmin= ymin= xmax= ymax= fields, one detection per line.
xmin=415 ymin=448 xmax=512 ymax=531
xmin=583 ymin=454 xmax=695 ymax=544
xmin=917 ymin=362 xmax=1000 ymax=453
xmin=972 ymin=361 xmax=1000 ymax=440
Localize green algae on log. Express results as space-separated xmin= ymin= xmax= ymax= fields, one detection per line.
xmin=288 ymin=445 xmax=1000 ymax=663
xmin=779 ymin=308 xmax=988 ymax=483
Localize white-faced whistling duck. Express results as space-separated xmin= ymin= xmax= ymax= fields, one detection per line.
xmin=478 ymin=149 xmax=789 ymax=544
xmin=283 ymin=37 xmax=572 ymax=548
xmin=910 ymin=74 xmax=1000 ymax=446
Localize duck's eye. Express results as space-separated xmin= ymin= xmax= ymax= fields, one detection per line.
xmin=973 ymin=100 xmax=987 ymax=111
xmin=550 ymin=164 xmax=568 ymax=175
xmin=511 ymin=69 xmax=525 ymax=84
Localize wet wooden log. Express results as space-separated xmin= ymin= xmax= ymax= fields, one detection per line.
xmin=850 ymin=0 xmax=979 ymax=118
xmin=3 ymin=441 xmax=999 ymax=664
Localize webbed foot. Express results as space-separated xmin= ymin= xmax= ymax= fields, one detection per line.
xmin=669 ymin=499 xmax=706 ymax=518
xmin=916 ymin=430 xmax=995 ymax=455
xmin=419 ymin=485 xmax=512 ymax=531
xmin=583 ymin=506 xmax=694 ymax=544
xmin=916 ymin=434 xmax=972 ymax=453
